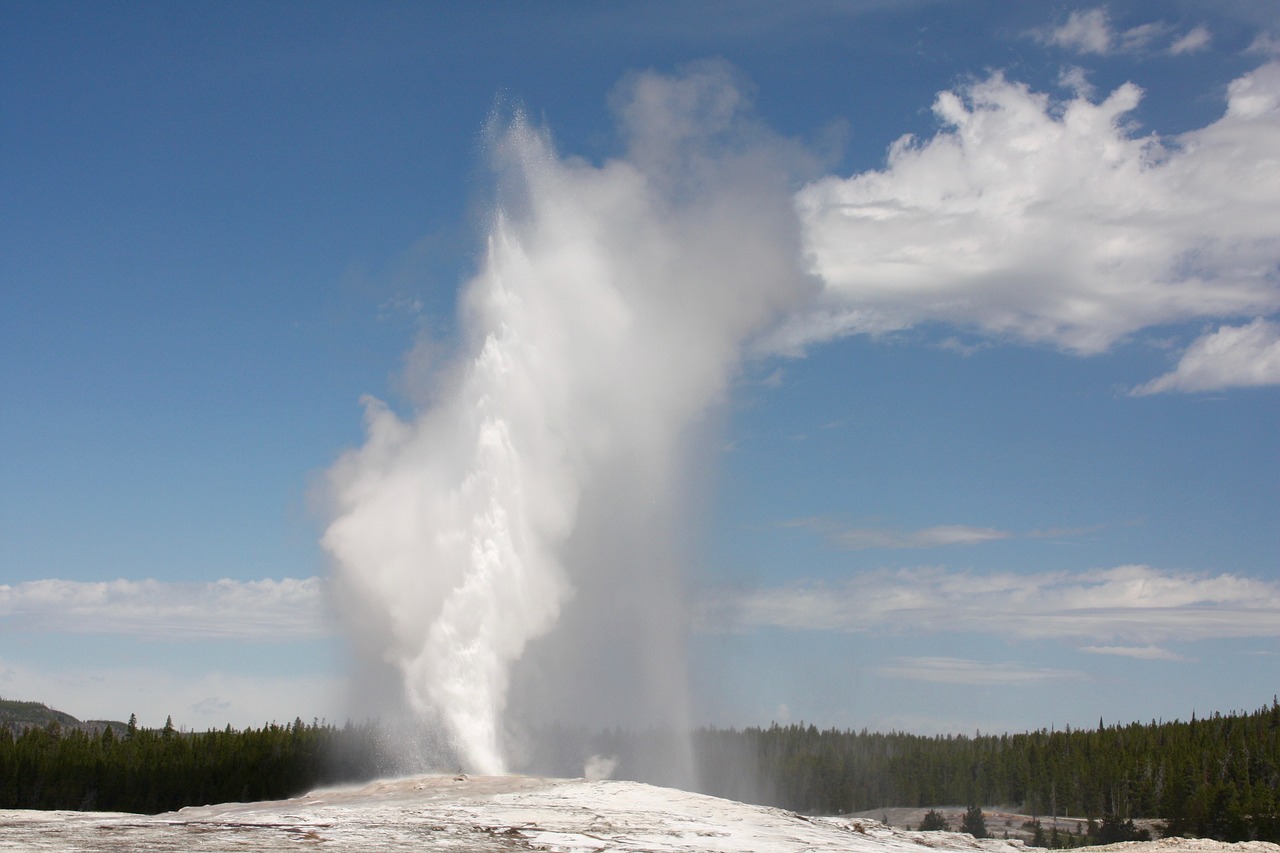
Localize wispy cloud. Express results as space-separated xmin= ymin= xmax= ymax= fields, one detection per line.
xmin=773 ymin=62 xmax=1280 ymax=368
xmin=877 ymin=656 xmax=1085 ymax=686
xmin=1169 ymin=25 xmax=1211 ymax=55
xmin=1131 ymin=317 xmax=1280 ymax=394
xmin=191 ymin=696 xmax=233 ymax=716
xmin=936 ymin=336 xmax=993 ymax=357
xmin=787 ymin=518 xmax=1105 ymax=550
xmin=702 ymin=565 xmax=1280 ymax=644
xmin=1080 ymin=644 xmax=1190 ymax=661
xmin=1038 ymin=8 xmax=1113 ymax=55
xmin=1031 ymin=8 xmax=1206 ymax=57
xmin=836 ymin=524 xmax=1011 ymax=549
xmin=1248 ymin=33 xmax=1280 ymax=57
xmin=759 ymin=367 xmax=786 ymax=388
xmin=0 ymin=577 xmax=331 ymax=640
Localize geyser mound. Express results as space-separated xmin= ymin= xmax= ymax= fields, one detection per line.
xmin=10 ymin=776 xmax=1277 ymax=853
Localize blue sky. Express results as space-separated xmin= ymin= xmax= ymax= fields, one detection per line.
xmin=2 ymin=0 xmax=1278 ymax=751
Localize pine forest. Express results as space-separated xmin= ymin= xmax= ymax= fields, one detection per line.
xmin=1 ymin=700 xmax=1277 ymax=843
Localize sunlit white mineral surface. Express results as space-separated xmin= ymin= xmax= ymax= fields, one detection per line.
xmin=2 ymin=775 xmax=1278 ymax=853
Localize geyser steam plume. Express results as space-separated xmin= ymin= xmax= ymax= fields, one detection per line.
xmin=321 ymin=63 xmax=813 ymax=774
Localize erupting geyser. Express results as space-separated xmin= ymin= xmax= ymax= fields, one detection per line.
xmin=321 ymin=63 xmax=813 ymax=774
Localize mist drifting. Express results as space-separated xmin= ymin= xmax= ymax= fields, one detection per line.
xmin=321 ymin=63 xmax=813 ymax=775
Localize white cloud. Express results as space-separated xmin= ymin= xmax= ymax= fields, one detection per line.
xmin=703 ymin=565 xmax=1280 ymax=644
xmin=1033 ymin=8 xmax=1204 ymax=57
xmin=1057 ymin=65 xmax=1096 ymax=99
xmin=1227 ymin=63 xmax=1280 ymax=118
xmin=1117 ymin=21 xmax=1171 ymax=54
xmin=1169 ymin=25 xmax=1211 ymax=55
xmin=1080 ymin=644 xmax=1190 ymax=661
xmin=1038 ymin=8 xmax=1113 ymax=54
xmin=777 ymin=63 xmax=1280 ymax=357
xmin=1132 ymin=317 xmax=1280 ymax=394
xmin=1247 ymin=33 xmax=1280 ymax=56
xmin=787 ymin=518 xmax=1012 ymax=550
xmin=936 ymin=336 xmax=993 ymax=356
xmin=788 ymin=519 xmax=1108 ymax=549
xmin=877 ymin=656 xmax=1085 ymax=685
xmin=0 ymin=577 xmax=331 ymax=640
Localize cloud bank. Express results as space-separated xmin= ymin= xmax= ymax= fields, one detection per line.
xmin=0 ymin=577 xmax=327 ymax=640
xmin=704 ymin=564 xmax=1280 ymax=645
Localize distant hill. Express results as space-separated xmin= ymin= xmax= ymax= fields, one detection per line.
xmin=0 ymin=697 xmax=128 ymax=736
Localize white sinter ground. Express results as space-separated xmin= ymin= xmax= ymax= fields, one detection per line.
xmin=1 ymin=775 xmax=1277 ymax=853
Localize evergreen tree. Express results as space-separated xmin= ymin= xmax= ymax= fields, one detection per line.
xmin=1096 ymin=814 xmax=1149 ymax=843
xmin=962 ymin=805 xmax=988 ymax=838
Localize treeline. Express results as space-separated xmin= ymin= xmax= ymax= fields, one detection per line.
xmin=694 ymin=700 xmax=1280 ymax=842
xmin=0 ymin=716 xmax=383 ymax=813
xmin=3 ymin=701 xmax=1278 ymax=842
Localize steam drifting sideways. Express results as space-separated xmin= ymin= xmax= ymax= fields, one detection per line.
xmin=320 ymin=61 xmax=1280 ymax=775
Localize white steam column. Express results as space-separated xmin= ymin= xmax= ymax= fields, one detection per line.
xmin=322 ymin=63 xmax=813 ymax=774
